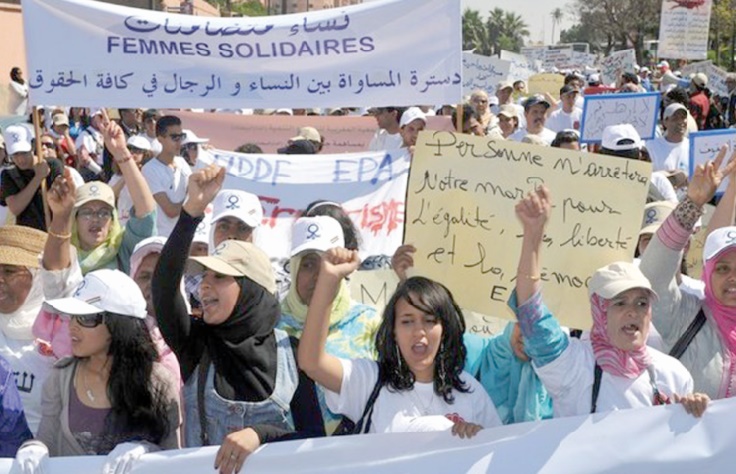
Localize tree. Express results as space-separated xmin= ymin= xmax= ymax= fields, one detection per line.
xmin=462 ymin=7 xmax=530 ymax=55
xmin=551 ymin=8 xmax=564 ymax=44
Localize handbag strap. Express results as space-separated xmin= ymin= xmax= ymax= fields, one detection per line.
xmin=590 ymin=363 xmax=603 ymax=414
xmin=668 ymin=309 xmax=707 ymax=360
xmin=353 ymin=367 xmax=384 ymax=434
xmin=197 ymin=349 xmax=211 ymax=446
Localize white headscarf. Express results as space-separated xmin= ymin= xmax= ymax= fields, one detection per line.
xmin=0 ymin=268 xmax=43 ymax=340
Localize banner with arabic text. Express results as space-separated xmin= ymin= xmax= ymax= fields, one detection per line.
xmin=22 ymin=0 xmax=461 ymax=108
xmin=658 ymin=0 xmax=713 ymax=60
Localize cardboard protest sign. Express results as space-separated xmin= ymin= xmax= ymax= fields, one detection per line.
xmin=22 ymin=0 xmax=461 ymax=108
xmin=681 ymin=60 xmax=729 ymax=97
xmin=462 ymin=53 xmax=511 ymax=96
xmin=500 ymin=50 xmax=541 ymax=82
xmin=579 ymin=92 xmax=661 ymax=143
xmin=684 ymin=203 xmax=715 ymax=281
xmin=348 ymin=269 xmax=400 ymax=310
xmin=658 ymin=0 xmax=713 ymax=60
xmin=689 ymin=129 xmax=736 ymax=194
xmin=404 ymin=132 xmax=651 ymax=329
xmin=543 ymin=48 xmax=573 ymax=70
xmin=599 ymin=49 xmax=636 ymax=85
xmin=527 ymin=73 xmax=564 ymax=96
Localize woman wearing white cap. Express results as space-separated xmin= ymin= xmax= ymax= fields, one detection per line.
xmin=152 ymin=164 xmax=324 ymax=474
xmin=640 ymin=147 xmax=736 ymax=399
xmin=14 ymin=269 xmax=180 ymax=474
xmin=279 ymin=214 xmax=381 ymax=433
xmin=511 ymin=185 xmax=709 ymax=417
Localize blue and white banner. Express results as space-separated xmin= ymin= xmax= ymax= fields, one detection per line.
xmin=21 ymin=0 xmax=461 ymax=109
xmin=689 ymin=129 xmax=736 ymax=195
xmin=462 ymin=53 xmax=511 ymax=96
xmin=579 ymin=92 xmax=661 ymax=143
xmin=4 ymin=399 xmax=736 ymax=473
xmin=199 ymin=149 xmax=409 ymax=261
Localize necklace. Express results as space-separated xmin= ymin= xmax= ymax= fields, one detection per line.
xmin=79 ymin=363 xmax=95 ymax=402
xmin=409 ymin=385 xmax=435 ymax=416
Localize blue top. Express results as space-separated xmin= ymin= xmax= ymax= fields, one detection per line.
xmin=0 ymin=354 xmax=32 ymax=456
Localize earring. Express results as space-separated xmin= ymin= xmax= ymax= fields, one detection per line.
xmin=438 ymin=343 xmax=446 ymax=381
xmin=395 ymin=345 xmax=404 ymax=374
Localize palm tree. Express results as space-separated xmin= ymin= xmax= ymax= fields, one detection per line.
xmin=462 ymin=8 xmax=485 ymax=52
xmin=500 ymin=11 xmax=530 ymax=52
xmin=551 ymin=8 xmax=563 ymax=44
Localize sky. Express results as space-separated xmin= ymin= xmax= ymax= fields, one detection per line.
xmin=462 ymin=0 xmax=574 ymax=45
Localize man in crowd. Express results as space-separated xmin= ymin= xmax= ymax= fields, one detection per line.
xmin=368 ymin=106 xmax=405 ymax=151
xmin=289 ymin=126 xmax=323 ymax=153
xmin=508 ymin=96 xmax=556 ymax=145
xmin=646 ymin=103 xmax=689 ymax=173
xmin=545 ymin=85 xmax=582 ymax=133
xmin=74 ymin=108 xmax=105 ymax=181
xmin=497 ymin=105 xmax=519 ymax=139
xmin=141 ymin=115 xmax=192 ymax=238
xmin=399 ymin=106 xmax=426 ymax=149
xmin=688 ymin=73 xmax=710 ymax=130
xmin=137 ymin=109 xmax=162 ymax=158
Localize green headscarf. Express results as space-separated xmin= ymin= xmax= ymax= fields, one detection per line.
xmin=72 ymin=205 xmax=125 ymax=275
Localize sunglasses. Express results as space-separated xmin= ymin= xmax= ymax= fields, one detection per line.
xmin=63 ymin=312 xmax=106 ymax=328
xmin=167 ymin=133 xmax=186 ymax=141
xmin=41 ymin=141 xmax=55 ymax=148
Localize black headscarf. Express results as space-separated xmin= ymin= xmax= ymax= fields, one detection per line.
xmin=205 ymin=275 xmax=280 ymax=402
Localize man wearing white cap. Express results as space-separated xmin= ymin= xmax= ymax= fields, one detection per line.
xmin=289 ymin=126 xmax=323 ymax=153
xmin=646 ymin=103 xmax=690 ymax=173
xmin=689 ymin=73 xmax=710 ymax=130
xmin=0 ymin=125 xmax=63 ymax=231
xmin=180 ymin=129 xmax=209 ymax=167
xmin=399 ymin=106 xmax=426 ymax=149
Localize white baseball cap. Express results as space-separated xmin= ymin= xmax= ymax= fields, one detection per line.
xmin=3 ymin=125 xmax=32 ymax=155
xmin=193 ymin=205 xmax=213 ymax=245
xmin=290 ymin=216 xmax=344 ymax=257
xmin=703 ymin=227 xmax=736 ymax=261
xmin=639 ymin=201 xmax=676 ymax=236
xmin=130 ymin=236 xmax=167 ymax=279
xmin=663 ymin=103 xmax=688 ymax=121
xmin=45 ymin=269 xmax=147 ymax=319
xmin=588 ymin=261 xmax=658 ymax=300
xmin=601 ymin=124 xmax=643 ymax=151
xmin=399 ymin=107 xmax=427 ymax=128
xmin=181 ymin=129 xmax=209 ymax=147
xmin=127 ymin=135 xmax=152 ymax=151
xmin=211 ymin=189 xmax=263 ymax=229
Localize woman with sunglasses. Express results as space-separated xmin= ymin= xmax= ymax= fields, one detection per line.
xmin=153 ymin=164 xmax=324 ymax=474
xmin=14 ymin=269 xmax=180 ymax=474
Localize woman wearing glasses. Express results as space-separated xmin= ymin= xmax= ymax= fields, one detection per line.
xmin=14 ymin=269 xmax=180 ymax=474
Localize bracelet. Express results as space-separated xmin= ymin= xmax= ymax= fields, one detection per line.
xmin=115 ymin=155 xmax=132 ymax=164
xmin=47 ymin=229 xmax=72 ymax=240
xmin=519 ymin=274 xmax=541 ymax=281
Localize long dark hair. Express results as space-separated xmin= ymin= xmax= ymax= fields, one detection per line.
xmin=375 ymin=277 xmax=469 ymax=404
xmin=104 ymin=314 xmax=170 ymax=443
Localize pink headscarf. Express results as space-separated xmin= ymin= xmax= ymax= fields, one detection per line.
xmin=590 ymin=293 xmax=652 ymax=378
xmin=703 ymin=247 xmax=736 ymax=396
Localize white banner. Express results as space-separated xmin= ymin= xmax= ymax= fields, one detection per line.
xmin=543 ymin=48 xmax=573 ymax=71
xmin=599 ymin=49 xmax=637 ymax=85
xmin=462 ymin=53 xmax=511 ymax=96
xmin=658 ymin=0 xmax=713 ymax=60
xmin=689 ymin=129 xmax=736 ymax=194
xmin=200 ymin=149 xmax=409 ymax=261
xmin=681 ymin=60 xmax=729 ymax=97
xmin=579 ymin=92 xmax=661 ymax=143
xmin=500 ymin=50 xmax=541 ymax=82
xmin=21 ymin=0 xmax=461 ymax=108
xmin=4 ymin=399 xmax=736 ymax=473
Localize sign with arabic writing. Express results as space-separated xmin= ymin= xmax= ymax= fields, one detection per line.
xmin=579 ymin=92 xmax=661 ymax=143
xmin=462 ymin=53 xmax=511 ymax=96
xmin=200 ymin=148 xmax=409 ymax=262
xmin=689 ymin=129 xmax=736 ymax=195
xmin=404 ymin=132 xmax=650 ymax=329
xmin=658 ymin=0 xmax=713 ymax=60
xmin=599 ymin=49 xmax=636 ymax=85
xmin=499 ymin=50 xmax=541 ymax=82
xmin=680 ymin=60 xmax=729 ymax=97
xmin=22 ymin=0 xmax=461 ymax=109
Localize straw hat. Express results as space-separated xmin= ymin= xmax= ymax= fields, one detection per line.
xmin=0 ymin=226 xmax=47 ymax=268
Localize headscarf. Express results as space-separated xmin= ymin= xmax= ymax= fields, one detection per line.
xmin=281 ymin=253 xmax=351 ymax=331
xmin=71 ymin=206 xmax=125 ymax=275
xmin=703 ymin=247 xmax=736 ymax=396
xmin=590 ymin=293 xmax=652 ymax=378
xmin=0 ymin=268 xmax=43 ymax=341
xmin=204 ymin=276 xmax=280 ymax=402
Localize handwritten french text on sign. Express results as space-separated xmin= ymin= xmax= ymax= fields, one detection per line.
xmin=500 ymin=50 xmax=541 ymax=82
xmin=681 ymin=60 xmax=729 ymax=97
xmin=527 ymin=73 xmax=565 ymax=96
xmin=688 ymin=129 xmax=736 ymax=195
xmin=21 ymin=0 xmax=461 ymax=109
xmin=658 ymin=0 xmax=713 ymax=60
xmin=348 ymin=269 xmax=400 ymax=310
xmin=6 ymin=398 xmax=736 ymax=474
xmin=205 ymin=149 xmax=408 ymax=262
xmin=404 ymin=132 xmax=650 ymax=329
xmin=599 ymin=49 xmax=636 ymax=85
xmin=579 ymin=92 xmax=661 ymax=144
xmin=462 ymin=53 xmax=511 ymax=96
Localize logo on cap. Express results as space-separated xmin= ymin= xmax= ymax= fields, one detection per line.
xmin=89 ymin=185 xmax=100 ymax=197
xmin=306 ymin=223 xmax=320 ymax=240
xmin=11 ymin=132 xmax=20 ymax=143
xmin=213 ymin=242 xmax=227 ymax=256
xmin=73 ymin=279 xmax=87 ymax=297
xmin=727 ymin=230 xmax=736 ymax=245
xmin=195 ymin=221 xmax=206 ymax=235
xmin=226 ymin=195 xmax=240 ymax=210
xmin=645 ymin=208 xmax=658 ymax=225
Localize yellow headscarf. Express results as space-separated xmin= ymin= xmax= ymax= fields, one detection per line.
xmin=72 ymin=206 xmax=125 ymax=275
xmin=281 ymin=253 xmax=351 ymax=332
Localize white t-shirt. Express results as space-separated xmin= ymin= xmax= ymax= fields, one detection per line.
xmin=368 ymin=129 xmax=404 ymax=152
xmin=650 ymin=171 xmax=679 ymax=203
xmin=535 ymin=338 xmax=693 ymax=418
xmin=0 ymin=332 xmax=54 ymax=434
xmin=645 ymin=137 xmax=690 ymax=172
xmin=137 ymin=133 xmax=162 ymax=158
xmin=545 ymin=108 xmax=583 ymax=133
xmin=141 ymin=156 xmax=192 ymax=238
xmin=325 ymin=358 xmax=501 ymax=433
xmin=508 ymin=127 xmax=557 ymax=145
xmin=74 ymin=127 xmax=104 ymax=165
xmin=108 ymin=174 xmax=134 ymax=228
